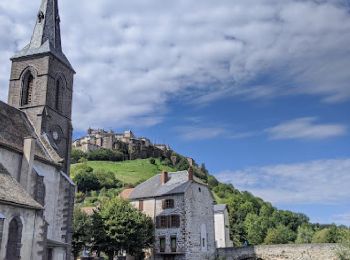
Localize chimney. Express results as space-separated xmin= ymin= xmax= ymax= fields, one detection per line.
xmin=188 ymin=166 xmax=194 ymax=181
xmin=161 ymin=171 xmax=169 ymax=185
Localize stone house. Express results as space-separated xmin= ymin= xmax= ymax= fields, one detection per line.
xmin=214 ymin=205 xmax=233 ymax=248
xmin=0 ymin=0 xmax=75 ymax=259
xmin=124 ymin=169 xmax=216 ymax=260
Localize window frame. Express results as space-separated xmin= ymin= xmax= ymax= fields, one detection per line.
xmin=159 ymin=236 xmax=166 ymax=253
xmin=170 ymin=236 xmax=177 ymax=252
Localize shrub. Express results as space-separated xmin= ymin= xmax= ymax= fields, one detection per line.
xmin=149 ymin=158 xmax=156 ymax=164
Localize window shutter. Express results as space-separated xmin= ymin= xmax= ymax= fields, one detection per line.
xmin=162 ymin=200 xmax=165 ymax=209
xmin=167 ymin=215 xmax=171 ymax=228
xmin=156 ymin=216 xmax=160 ymax=228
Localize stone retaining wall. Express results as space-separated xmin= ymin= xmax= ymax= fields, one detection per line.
xmin=217 ymin=243 xmax=339 ymax=260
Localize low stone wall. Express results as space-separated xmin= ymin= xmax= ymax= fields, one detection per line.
xmin=217 ymin=243 xmax=339 ymax=260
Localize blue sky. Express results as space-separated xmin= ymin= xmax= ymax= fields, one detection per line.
xmin=0 ymin=0 xmax=349 ymax=226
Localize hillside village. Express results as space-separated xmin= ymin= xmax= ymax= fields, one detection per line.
xmin=0 ymin=0 xmax=349 ymax=260
xmin=73 ymin=129 xmax=173 ymax=161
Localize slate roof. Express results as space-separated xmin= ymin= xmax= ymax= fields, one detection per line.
xmin=0 ymin=163 xmax=43 ymax=210
xmin=129 ymin=171 xmax=205 ymax=200
xmin=0 ymin=101 xmax=51 ymax=161
xmin=214 ymin=204 xmax=227 ymax=213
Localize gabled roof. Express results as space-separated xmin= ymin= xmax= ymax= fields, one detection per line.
xmin=0 ymin=101 xmax=51 ymax=161
xmin=0 ymin=163 xmax=43 ymax=210
xmin=214 ymin=204 xmax=227 ymax=213
xmin=129 ymin=171 xmax=205 ymax=200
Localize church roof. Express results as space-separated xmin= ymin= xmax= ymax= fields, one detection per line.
xmin=0 ymin=163 xmax=43 ymax=210
xmin=12 ymin=0 xmax=74 ymax=71
xmin=0 ymin=101 xmax=51 ymax=161
xmin=129 ymin=171 xmax=205 ymax=200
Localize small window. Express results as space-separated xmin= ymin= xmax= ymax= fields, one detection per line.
xmin=162 ymin=199 xmax=174 ymax=209
xmin=199 ymin=187 xmax=201 ymax=192
xmin=171 ymin=236 xmax=177 ymax=252
xmin=170 ymin=215 xmax=180 ymax=228
xmin=139 ymin=200 xmax=144 ymax=211
xmin=202 ymin=238 xmax=206 ymax=247
xmin=159 ymin=237 xmax=166 ymax=252
xmin=160 ymin=216 xmax=168 ymax=228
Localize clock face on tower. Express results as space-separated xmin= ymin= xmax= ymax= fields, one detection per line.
xmin=52 ymin=131 xmax=59 ymax=141
xmin=50 ymin=125 xmax=63 ymax=144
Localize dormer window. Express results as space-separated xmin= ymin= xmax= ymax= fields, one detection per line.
xmin=21 ymin=73 xmax=34 ymax=106
xmin=162 ymin=199 xmax=174 ymax=209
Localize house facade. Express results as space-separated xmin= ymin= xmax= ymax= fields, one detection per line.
xmin=0 ymin=0 xmax=75 ymax=259
xmin=126 ymin=169 xmax=216 ymax=260
xmin=214 ymin=204 xmax=233 ymax=248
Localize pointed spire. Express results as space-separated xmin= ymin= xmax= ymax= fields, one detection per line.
xmin=29 ymin=0 xmax=62 ymax=51
xmin=12 ymin=0 xmax=74 ymax=71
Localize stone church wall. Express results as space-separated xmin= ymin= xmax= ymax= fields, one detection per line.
xmin=0 ymin=204 xmax=44 ymax=260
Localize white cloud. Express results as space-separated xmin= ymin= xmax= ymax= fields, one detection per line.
xmin=266 ymin=117 xmax=347 ymax=140
xmin=176 ymin=126 xmax=227 ymax=141
xmin=332 ymin=212 xmax=350 ymax=226
xmin=215 ymin=158 xmax=350 ymax=205
xmin=0 ymin=0 xmax=350 ymax=130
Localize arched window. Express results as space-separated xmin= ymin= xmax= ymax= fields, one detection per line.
xmin=21 ymin=73 xmax=34 ymax=106
xmin=55 ymin=79 xmax=60 ymax=111
xmin=5 ymin=217 xmax=23 ymax=260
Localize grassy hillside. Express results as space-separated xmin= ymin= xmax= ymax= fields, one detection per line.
xmin=71 ymin=158 xmax=350 ymax=247
xmin=71 ymin=158 xmax=176 ymax=185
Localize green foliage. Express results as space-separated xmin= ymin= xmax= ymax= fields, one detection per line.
xmin=149 ymin=158 xmax=156 ymax=164
xmin=264 ymin=225 xmax=296 ymax=244
xmin=72 ymin=207 xmax=91 ymax=258
xmin=99 ymin=198 xmax=154 ymax=257
xmin=87 ymin=148 xmax=124 ymax=162
xmin=337 ymin=229 xmax=350 ymax=260
xmin=71 ymin=149 xmax=87 ymax=164
xmin=312 ymin=225 xmax=342 ymax=243
xmin=295 ymin=224 xmax=315 ymax=244
xmin=208 ymin=175 xmax=219 ymax=188
xmin=72 ymin=199 xmax=154 ymax=259
xmin=73 ymin=167 xmax=100 ymax=193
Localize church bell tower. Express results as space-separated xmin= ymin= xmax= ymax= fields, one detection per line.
xmin=7 ymin=0 xmax=75 ymax=173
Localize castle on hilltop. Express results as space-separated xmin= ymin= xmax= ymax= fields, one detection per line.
xmin=73 ymin=128 xmax=173 ymax=160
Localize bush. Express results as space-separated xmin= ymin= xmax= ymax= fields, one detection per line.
xmin=73 ymin=169 xmax=100 ymax=193
xmin=87 ymin=148 xmax=124 ymax=162
xmin=71 ymin=149 xmax=87 ymax=164
xmin=149 ymin=158 xmax=156 ymax=164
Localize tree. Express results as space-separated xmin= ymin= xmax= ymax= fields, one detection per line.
xmin=99 ymin=198 xmax=154 ymax=259
xmin=264 ymin=225 xmax=296 ymax=244
xmin=73 ymin=168 xmax=100 ymax=193
xmin=72 ymin=207 xmax=91 ymax=259
xmin=296 ymin=224 xmax=315 ymax=244
xmin=337 ymin=228 xmax=350 ymax=260
xmin=244 ymin=213 xmax=267 ymax=245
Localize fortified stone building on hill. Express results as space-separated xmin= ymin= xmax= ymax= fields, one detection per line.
xmin=73 ymin=128 xmax=173 ymax=160
xmin=0 ymin=0 xmax=75 ymax=259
